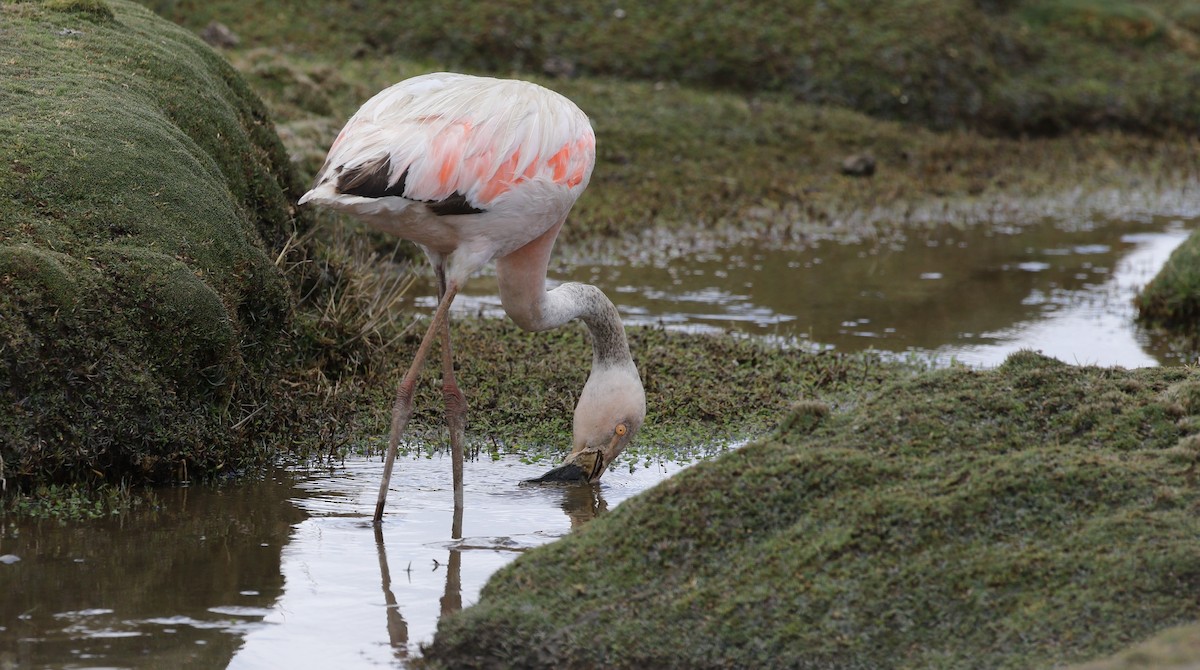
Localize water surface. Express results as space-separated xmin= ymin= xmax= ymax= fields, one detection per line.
xmin=431 ymin=215 xmax=1197 ymax=367
xmin=0 ymin=456 xmax=688 ymax=668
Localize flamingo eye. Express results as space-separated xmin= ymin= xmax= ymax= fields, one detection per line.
xmin=615 ymin=423 xmax=628 ymax=437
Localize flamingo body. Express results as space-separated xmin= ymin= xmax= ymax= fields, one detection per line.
xmin=300 ymin=73 xmax=595 ymax=284
xmin=300 ymin=73 xmax=645 ymax=522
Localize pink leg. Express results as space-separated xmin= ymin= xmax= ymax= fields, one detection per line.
xmin=374 ymin=281 xmax=460 ymax=524
xmin=435 ymin=272 xmax=467 ymax=532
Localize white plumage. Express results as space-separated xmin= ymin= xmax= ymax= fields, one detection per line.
xmin=301 ymin=73 xmax=595 ymax=280
xmin=300 ymin=73 xmax=645 ymax=524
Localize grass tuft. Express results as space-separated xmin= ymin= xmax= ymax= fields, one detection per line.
xmin=41 ymin=0 xmax=114 ymax=21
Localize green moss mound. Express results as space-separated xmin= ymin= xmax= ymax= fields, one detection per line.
xmin=0 ymin=0 xmax=303 ymax=486
xmin=423 ymin=352 xmax=1200 ymax=669
xmin=1136 ymin=230 xmax=1200 ymax=331
xmin=42 ymin=0 xmax=114 ymax=20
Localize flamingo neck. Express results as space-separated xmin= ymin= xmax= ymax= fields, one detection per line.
xmin=547 ymin=283 xmax=634 ymax=368
xmin=495 ymin=223 xmax=634 ymax=370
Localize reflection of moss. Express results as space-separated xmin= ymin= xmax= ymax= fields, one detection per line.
xmin=0 ymin=0 xmax=302 ymax=485
xmin=425 ymin=352 xmax=1200 ymax=669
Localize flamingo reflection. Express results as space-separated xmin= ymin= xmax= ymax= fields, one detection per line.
xmin=373 ymin=479 xmax=609 ymax=655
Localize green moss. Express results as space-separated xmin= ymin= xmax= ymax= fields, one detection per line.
xmin=90 ymin=246 xmax=239 ymax=395
xmin=1136 ymin=230 xmax=1200 ymax=331
xmin=0 ymin=246 xmax=83 ymax=307
xmin=1020 ymin=0 xmax=1166 ymax=45
xmin=0 ymin=0 xmax=303 ymax=486
xmin=141 ymin=0 xmax=1200 ymax=135
xmin=776 ymin=400 xmax=832 ymax=441
xmin=422 ymin=352 xmax=1200 ymax=669
xmin=36 ymin=0 xmax=114 ymax=21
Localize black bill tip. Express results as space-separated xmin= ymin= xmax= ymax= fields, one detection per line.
xmin=523 ymin=462 xmax=590 ymax=485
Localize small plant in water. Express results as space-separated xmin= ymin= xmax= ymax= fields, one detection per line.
xmin=2 ymin=484 xmax=153 ymax=521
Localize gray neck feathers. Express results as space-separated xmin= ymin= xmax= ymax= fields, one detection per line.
xmin=544 ymin=282 xmax=632 ymax=369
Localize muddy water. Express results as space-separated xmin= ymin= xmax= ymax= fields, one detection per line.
xmin=435 ymin=215 xmax=1197 ymax=367
xmin=0 ymin=456 xmax=689 ymax=667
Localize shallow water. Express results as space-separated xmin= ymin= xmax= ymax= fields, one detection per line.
xmin=433 ymin=215 xmax=1197 ymax=367
xmin=0 ymin=456 xmax=689 ymax=668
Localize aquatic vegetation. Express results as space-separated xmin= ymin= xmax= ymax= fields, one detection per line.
xmin=359 ymin=319 xmax=903 ymax=466
xmin=2 ymin=482 xmax=155 ymax=521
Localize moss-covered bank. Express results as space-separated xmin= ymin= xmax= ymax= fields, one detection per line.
xmin=423 ymin=352 xmax=1200 ymax=669
xmin=145 ymin=0 xmax=1200 ymax=137
xmin=0 ymin=0 xmax=303 ymax=486
xmin=1137 ymin=231 xmax=1200 ymax=333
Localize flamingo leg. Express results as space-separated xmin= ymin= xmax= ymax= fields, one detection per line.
xmin=374 ymin=280 xmax=461 ymax=524
xmin=435 ymin=268 xmax=467 ymax=532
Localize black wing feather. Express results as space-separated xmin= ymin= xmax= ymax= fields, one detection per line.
xmin=336 ymin=157 xmax=408 ymax=198
xmin=334 ymin=157 xmax=486 ymax=216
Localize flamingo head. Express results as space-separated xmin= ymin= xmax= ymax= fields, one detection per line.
xmin=527 ymin=363 xmax=645 ymax=484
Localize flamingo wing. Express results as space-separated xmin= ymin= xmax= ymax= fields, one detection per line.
xmin=305 ymin=73 xmax=595 ymax=216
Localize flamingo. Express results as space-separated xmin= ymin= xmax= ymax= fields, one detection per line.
xmin=299 ymin=73 xmax=646 ymax=523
